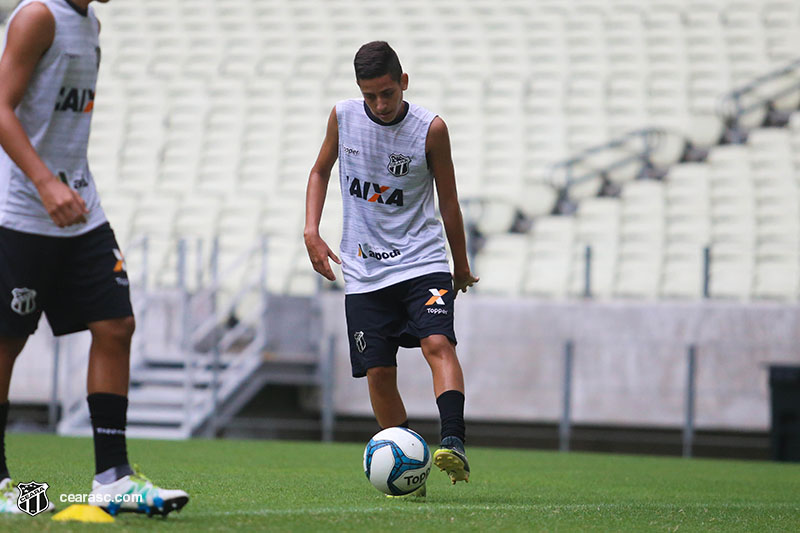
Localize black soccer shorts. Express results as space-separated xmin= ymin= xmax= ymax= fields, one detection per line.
xmin=0 ymin=223 xmax=133 ymax=337
xmin=345 ymin=271 xmax=457 ymax=378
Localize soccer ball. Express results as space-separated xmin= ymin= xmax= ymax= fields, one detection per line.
xmin=363 ymin=427 xmax=432 ymax=496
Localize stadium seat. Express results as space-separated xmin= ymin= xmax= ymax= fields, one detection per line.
xmin=708 ymin=248 xmax=753 ymax=300
xmin=524 ymin=216 xmax=574 ymax=298
xmin=660 ymin=244 xmax=706 ymax=299
xmin=568 ymin=198 xmax=620 ymax=298
xmin=474 ymin=234 xmax=528 ymax=296
xmin=78 ymin=0 xmax=800 ymax=303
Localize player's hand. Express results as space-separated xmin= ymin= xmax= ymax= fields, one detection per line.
xmin=453 ymin=270 xmax=479 ymax=298
xmin=304 ymin=232 xmax=341 ymax=281
xmin=37 ymin=177 xmax=88 ymax=227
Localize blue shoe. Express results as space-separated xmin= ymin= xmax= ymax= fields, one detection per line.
xmin=433 ymin=436 xmax=470 ymax=484
xmin=89 ymin=466 xmax=188 ymax=517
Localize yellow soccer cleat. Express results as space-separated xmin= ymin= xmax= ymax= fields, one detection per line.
xmin=433 ymin=436 xmax=470 ymax=484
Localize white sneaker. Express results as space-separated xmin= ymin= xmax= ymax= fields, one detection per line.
xmin=89 ymin=469 xmax=188 ymax=517
xmin=0 ymin=478 xmax=22 ymax=514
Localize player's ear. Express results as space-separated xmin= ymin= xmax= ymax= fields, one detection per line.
xmin=400 ymin=73 xmax=409 ymax=91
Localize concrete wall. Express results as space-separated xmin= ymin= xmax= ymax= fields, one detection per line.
xmin=11 ymin=293 xmax=799 ymax=433
xmin=320 ymin=294 xmax=800 ymax=431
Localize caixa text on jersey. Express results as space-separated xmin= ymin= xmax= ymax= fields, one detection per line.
xmin=348 ymin=177 xmax=404 ymax=206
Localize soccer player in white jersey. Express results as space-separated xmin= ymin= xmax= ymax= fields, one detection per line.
xmin=305 ymin=41 xmax=479 ymax=494
xmin=0 ymin=0 xmax=188 ymax=516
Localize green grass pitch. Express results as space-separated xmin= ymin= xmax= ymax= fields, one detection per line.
xmin=2 ymin=433 xmax=799 ymax=532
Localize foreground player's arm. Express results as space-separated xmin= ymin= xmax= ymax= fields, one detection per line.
xmin=427 ymin=116 xmax=478 ymax=296
xmin=0 ymin=3 xmax=87 ymax=227
xmin=304 ymin=106 xmax=342 ymax=281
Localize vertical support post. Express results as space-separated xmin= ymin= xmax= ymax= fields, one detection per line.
xmin=195 ymin=237 xmax=204 ymax=290
xmin=141 ymin=235 xmax=149 ymax=290
xmin=177 ymin=238 xmax=192 ymax=437
xmin=207 ymin=236 xmax=220 ymax=438
xmin=320 ymin=334 xmax=336 ymax=443
xmin=683 ymin=344 xmax=697 ymax=458
xmin=702 ymin=246 xmax=711 ymax=298
xmin=134 ymin=236 xmax=150 ymax=360
xmin=260 ymin=235 xmax=269 ymax=346
xmin=583 ymin=246 xmax=592 ymax=299
xmin=559 ymin=340 xmax=574 ymax=452
xmin=49 ymin=337 xmax=60 ymax=431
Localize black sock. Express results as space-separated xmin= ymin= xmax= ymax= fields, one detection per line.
xmin=0 ymin=402 xmax=8 ymax=479
xmin=436 ymin=390 xmax=465 ymax=443
xmin=87 ymin=393 xmax=130 ymax=475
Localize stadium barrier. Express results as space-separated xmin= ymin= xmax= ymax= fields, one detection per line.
xmin=319 ymin=292 xmax=800 ymax=436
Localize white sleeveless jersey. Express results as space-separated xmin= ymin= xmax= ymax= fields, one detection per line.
xmin=336 ymin=99 xmax=450 ymax=294
xmin=0 ymin=0 xmax=106 ymax=236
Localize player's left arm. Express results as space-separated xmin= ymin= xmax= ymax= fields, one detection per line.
xmin=427 ymin=116 xmax=478 ymax=296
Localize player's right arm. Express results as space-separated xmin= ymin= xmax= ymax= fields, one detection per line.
xmin=304 ymin=106 xmax=341 ymax=281
xmin=0 ymin=3 xmax=88 ymax=227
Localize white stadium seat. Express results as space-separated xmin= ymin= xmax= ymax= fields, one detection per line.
xmin=70 ymin=0 xmax=799 ymax=301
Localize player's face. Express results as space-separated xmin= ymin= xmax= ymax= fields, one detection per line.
xmin=358 ymin=73 xmax=409 ymax=123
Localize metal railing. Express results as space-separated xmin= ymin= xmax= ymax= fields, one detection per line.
xmin=174 ymin=236 xmax=271 ymax=437
xmin=557 ymin=339 xmax=700 ymax=457
xmin=719 ymin=57 xmax=800 ymax=138
xmin=577 ymin=244 xmax=712 ymax=300
xmin=548 ymin=128 xmax=666 ymax=213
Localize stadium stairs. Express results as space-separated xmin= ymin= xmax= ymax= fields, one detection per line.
xmin=57 ymin=252 xmax=335 ymax=440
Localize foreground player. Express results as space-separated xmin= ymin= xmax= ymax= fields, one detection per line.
xmin=305 ymin=41 xmax=478 ymax=494
xmin=0 ymin=0 xmax=187 ymax=516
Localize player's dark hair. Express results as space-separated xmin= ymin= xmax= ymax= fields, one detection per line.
xmin=354 ymin=41 xmax=402 ymax=83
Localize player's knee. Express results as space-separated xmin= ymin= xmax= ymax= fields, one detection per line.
xmin=93 ymin=316 xmax=136 ymax=344
xmin=366 ymin=365 xmax=396 ymax=383
xmin=113 ymin=316 xmax=136 ymax=341
xmin=421 ymin=335 xmax=455 ymax=360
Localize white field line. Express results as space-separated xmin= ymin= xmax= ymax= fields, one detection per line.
xmin=198 ymin=501 xmax=800 ymax=517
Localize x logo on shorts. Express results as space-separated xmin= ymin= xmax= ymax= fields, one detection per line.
xmin=425 ymin=288 xmax=448 ymax=306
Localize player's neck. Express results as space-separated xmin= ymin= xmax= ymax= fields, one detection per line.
xmin=363 ymin=101 xmax=409 ymax=126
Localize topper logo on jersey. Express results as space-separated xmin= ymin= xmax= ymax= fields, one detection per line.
xmin=10 ymin=288 xmax=37 ymax=316
xmin=387 ymin=153 xmax=411 ymax=177
xmin=357 ymin=243 xmax=402 ymax=261
xmin=348 ymin=177 xmax=404 ymax=206
xmin=54 ymin=87 xmax=94 ymax=113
